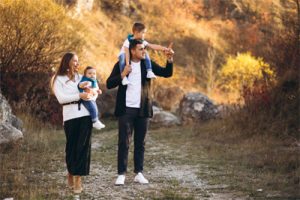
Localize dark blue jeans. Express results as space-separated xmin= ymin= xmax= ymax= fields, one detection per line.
xmin=117 ymin=107 xmax=149 ymax=174
xmin=81 ymin=100 xmax=98 ymax=123
xmin=119 ymin=52 xmax=152 ymax=72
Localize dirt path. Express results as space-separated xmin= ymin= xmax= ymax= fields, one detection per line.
xmin=54 ymin=129 xmax=249 ymax=200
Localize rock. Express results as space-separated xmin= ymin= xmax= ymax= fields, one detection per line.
xmin=151 ymin=106 xmax=180 ymax=126
xmin=179 ymin=92 xmax=219 ymax=123
xmin=154 ymin=86 xmax=185 ymax=112
xmin=97 ymin=88 xmax=117 ymax=117
xmin=0 ymin=92 xmax=23 ymax=151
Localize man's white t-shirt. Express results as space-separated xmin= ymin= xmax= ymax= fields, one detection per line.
xmin=126 ymin=61 xmax=142 ymax=108
xmin=119 ymin=38 xmax=149 ymax=56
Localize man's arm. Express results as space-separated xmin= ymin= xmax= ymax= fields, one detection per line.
xmin=151 ymin=48 xmax=174 ymax=77
xmin=106 ymin=62 xmax=132 ymax=89
xmin=151 ymin=61 xmax=173 ymax=78
xmin=106 ymin=63 xmax=122 ymax=89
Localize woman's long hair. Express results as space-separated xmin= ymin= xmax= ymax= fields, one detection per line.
xmin=51 ymin=52 xmax=76 ymax=93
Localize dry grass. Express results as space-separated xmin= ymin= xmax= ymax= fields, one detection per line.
xmin=150 ymin=119 xmax=300 ymax=199
xmin=0 ymin=114 xmax=67 ymax=199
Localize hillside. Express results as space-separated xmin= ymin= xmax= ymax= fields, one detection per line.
xmin=61 ymin=0 xmax=297 ymax=107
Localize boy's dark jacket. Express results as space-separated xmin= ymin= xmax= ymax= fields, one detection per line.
xmin=106 ymin=60 xmax=173 ymax=117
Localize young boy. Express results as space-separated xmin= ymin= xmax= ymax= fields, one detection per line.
xmin=119 ymin=22 xmax=169 ymax=85
xmin=78 ymin=66 xmax=105 ymax=130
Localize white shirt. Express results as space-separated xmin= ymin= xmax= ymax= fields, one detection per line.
xmin=53 ymin=74 xmax=97 ymax=122
xmin=119 ymin=38 xmax=149 ymax=56
xmin=126 ymin=61 xmax=142 ymax=108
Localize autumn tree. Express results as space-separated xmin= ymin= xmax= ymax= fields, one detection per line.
xmin=0 ymin=0 xmax=85 ymax=74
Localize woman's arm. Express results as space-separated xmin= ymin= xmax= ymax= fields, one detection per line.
xmin=53 ymin=79 xmax=80 ymax=104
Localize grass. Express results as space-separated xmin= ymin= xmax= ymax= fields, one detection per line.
xmin=149 ymin=120 xmax=300 ymax=199
xmin=0 ymin=114 xmax=69 ymax=200
xmin=1 ymin=112 xmax=299 ymax=199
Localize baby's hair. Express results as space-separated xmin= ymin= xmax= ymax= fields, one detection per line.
xmin=84 ymin=66 xmax=96 ymax=76
xmin=132 ymin=22 xmax=146 ymax=33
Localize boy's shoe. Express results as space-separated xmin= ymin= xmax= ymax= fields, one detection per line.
xmin=115 ymin=175 xmax=125 ymax=185
xmin=93 ymin=120 xmax=105 ymax=130
xmin=134 ymin=172 xmax=149 ymax=184
xmin=146 ymin=70 xmax=156 ymax=79
xmin=122 ymin=77 xmax=130 ymax=85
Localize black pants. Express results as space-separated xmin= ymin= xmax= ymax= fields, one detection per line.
xmin=118 ymin=107 xmax=149 ymax=174
xmin=64 ymin=116 xmax=92 ymax=176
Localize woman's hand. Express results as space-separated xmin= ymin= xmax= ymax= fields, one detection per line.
xmin=79 ymin=92 xmax=92 ymax=101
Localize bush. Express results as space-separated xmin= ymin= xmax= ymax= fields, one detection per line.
xmin=219 ymin=52 xmax=275 ymax=94
xmin=0 ymin=0 xmax=85 ymax=125
xmin=0 ymin=0 xmax=84 ymax=73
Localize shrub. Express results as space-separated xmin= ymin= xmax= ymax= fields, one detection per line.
xmin=219 ymin=52 xmax=275 ymax=94
xmin=0 ymin=0 xmax=85 ymax=74
xmin=0 ymin=0 xmax=85 ymax=125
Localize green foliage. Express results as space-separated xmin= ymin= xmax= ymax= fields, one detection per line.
xmin=219 ymin=52 xmax=275 ymax=93
xmin=0 ymin=0 xmax=85 ymax=73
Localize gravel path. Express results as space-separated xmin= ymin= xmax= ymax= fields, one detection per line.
xmin=53 ymin=129 xmax=249 ymax=200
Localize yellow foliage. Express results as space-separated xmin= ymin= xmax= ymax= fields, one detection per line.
xmin=219 ymin=52 xmax=275 ymax=92
xmin=0 ymin=0 xmax=85 ymax=73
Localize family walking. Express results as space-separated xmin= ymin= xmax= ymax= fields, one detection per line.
xmin=51 ymin=22 xmax=174 ymax=194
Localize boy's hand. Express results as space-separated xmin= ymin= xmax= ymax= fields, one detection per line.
xmin=79 ymin=81 xmax=90 ymax=88
xmin=80 ymin=92 xmax=92 ymax=100
xmin=121 ymin=65 xmax=132 ymax=78
xmin=97 ymin=89 xmax=102 ymax=94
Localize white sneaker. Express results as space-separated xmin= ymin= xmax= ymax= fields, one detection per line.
xmin=122 ymin=77 xmax=130 ymax=85
xmin=93 ymin=120 xmax=105 ymax=130
xmin=115 ymin=175 xmax=125 ymax=185
xmin=134 ymin=172 xmax=149 ymax=184
xmin=146 ymin=70 xmax=156 ymax=79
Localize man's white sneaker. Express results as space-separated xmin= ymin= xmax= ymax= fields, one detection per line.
xmin=122 ymin=77 xmax=130 ymax=85
xmin=146 ymin=70 xmax=156 ymax=79
xmin=93 ymin=120 xmax=105 ymax=130
xmin=134 ymin=172 xmax=149 ymax=184
xmin=115 ymin=175 xmax=125 ymax=185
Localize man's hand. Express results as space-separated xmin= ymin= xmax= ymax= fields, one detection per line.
xmin=97 ymin=89 xmax=102 ymax=95
xmin=165 ymin=42 xmax=174 ymax=62
xmin=121 ymin=64 xmax=132 ymax=79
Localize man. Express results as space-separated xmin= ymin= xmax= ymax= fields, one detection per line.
xmin=106 ymin=39 xmax=174 ymax=185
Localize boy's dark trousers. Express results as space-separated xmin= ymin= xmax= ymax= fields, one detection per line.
xmin=117 ymin=107 xmax=149 ymax=175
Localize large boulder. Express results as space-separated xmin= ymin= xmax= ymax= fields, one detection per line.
xmin=153 ymin=86 xmax=185 ymax=112
xmin=97 ymin=87 xmax=117 ymax=117
xmin=0 ymin=93 xmax=23 ymax=151
xmin=179 ymin=92 xmax=219 ymax=123
xmin=151 ymin=106 xmax=181 ymax=126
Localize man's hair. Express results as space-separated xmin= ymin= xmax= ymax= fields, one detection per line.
xmin=84 ymin=66 xmax=95 ymax=76
xmin=132 ymin=22 xmax=146 ymax=33
xmin=129 ymin=39 xmax=143 ymax=51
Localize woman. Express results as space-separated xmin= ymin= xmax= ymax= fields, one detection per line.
xmin=51 ymin=52 xmax=94 ymax=194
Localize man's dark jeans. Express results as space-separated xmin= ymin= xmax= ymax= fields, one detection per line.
xmin=118 ymin=107 xmax=149 ymax=174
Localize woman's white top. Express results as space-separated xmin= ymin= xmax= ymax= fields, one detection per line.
xmin=53 ymin=74 xmax=97 ymax=122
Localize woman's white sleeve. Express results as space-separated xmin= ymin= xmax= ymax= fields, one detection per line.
xmin=53 ymin=80 xmax=80 ymax=104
